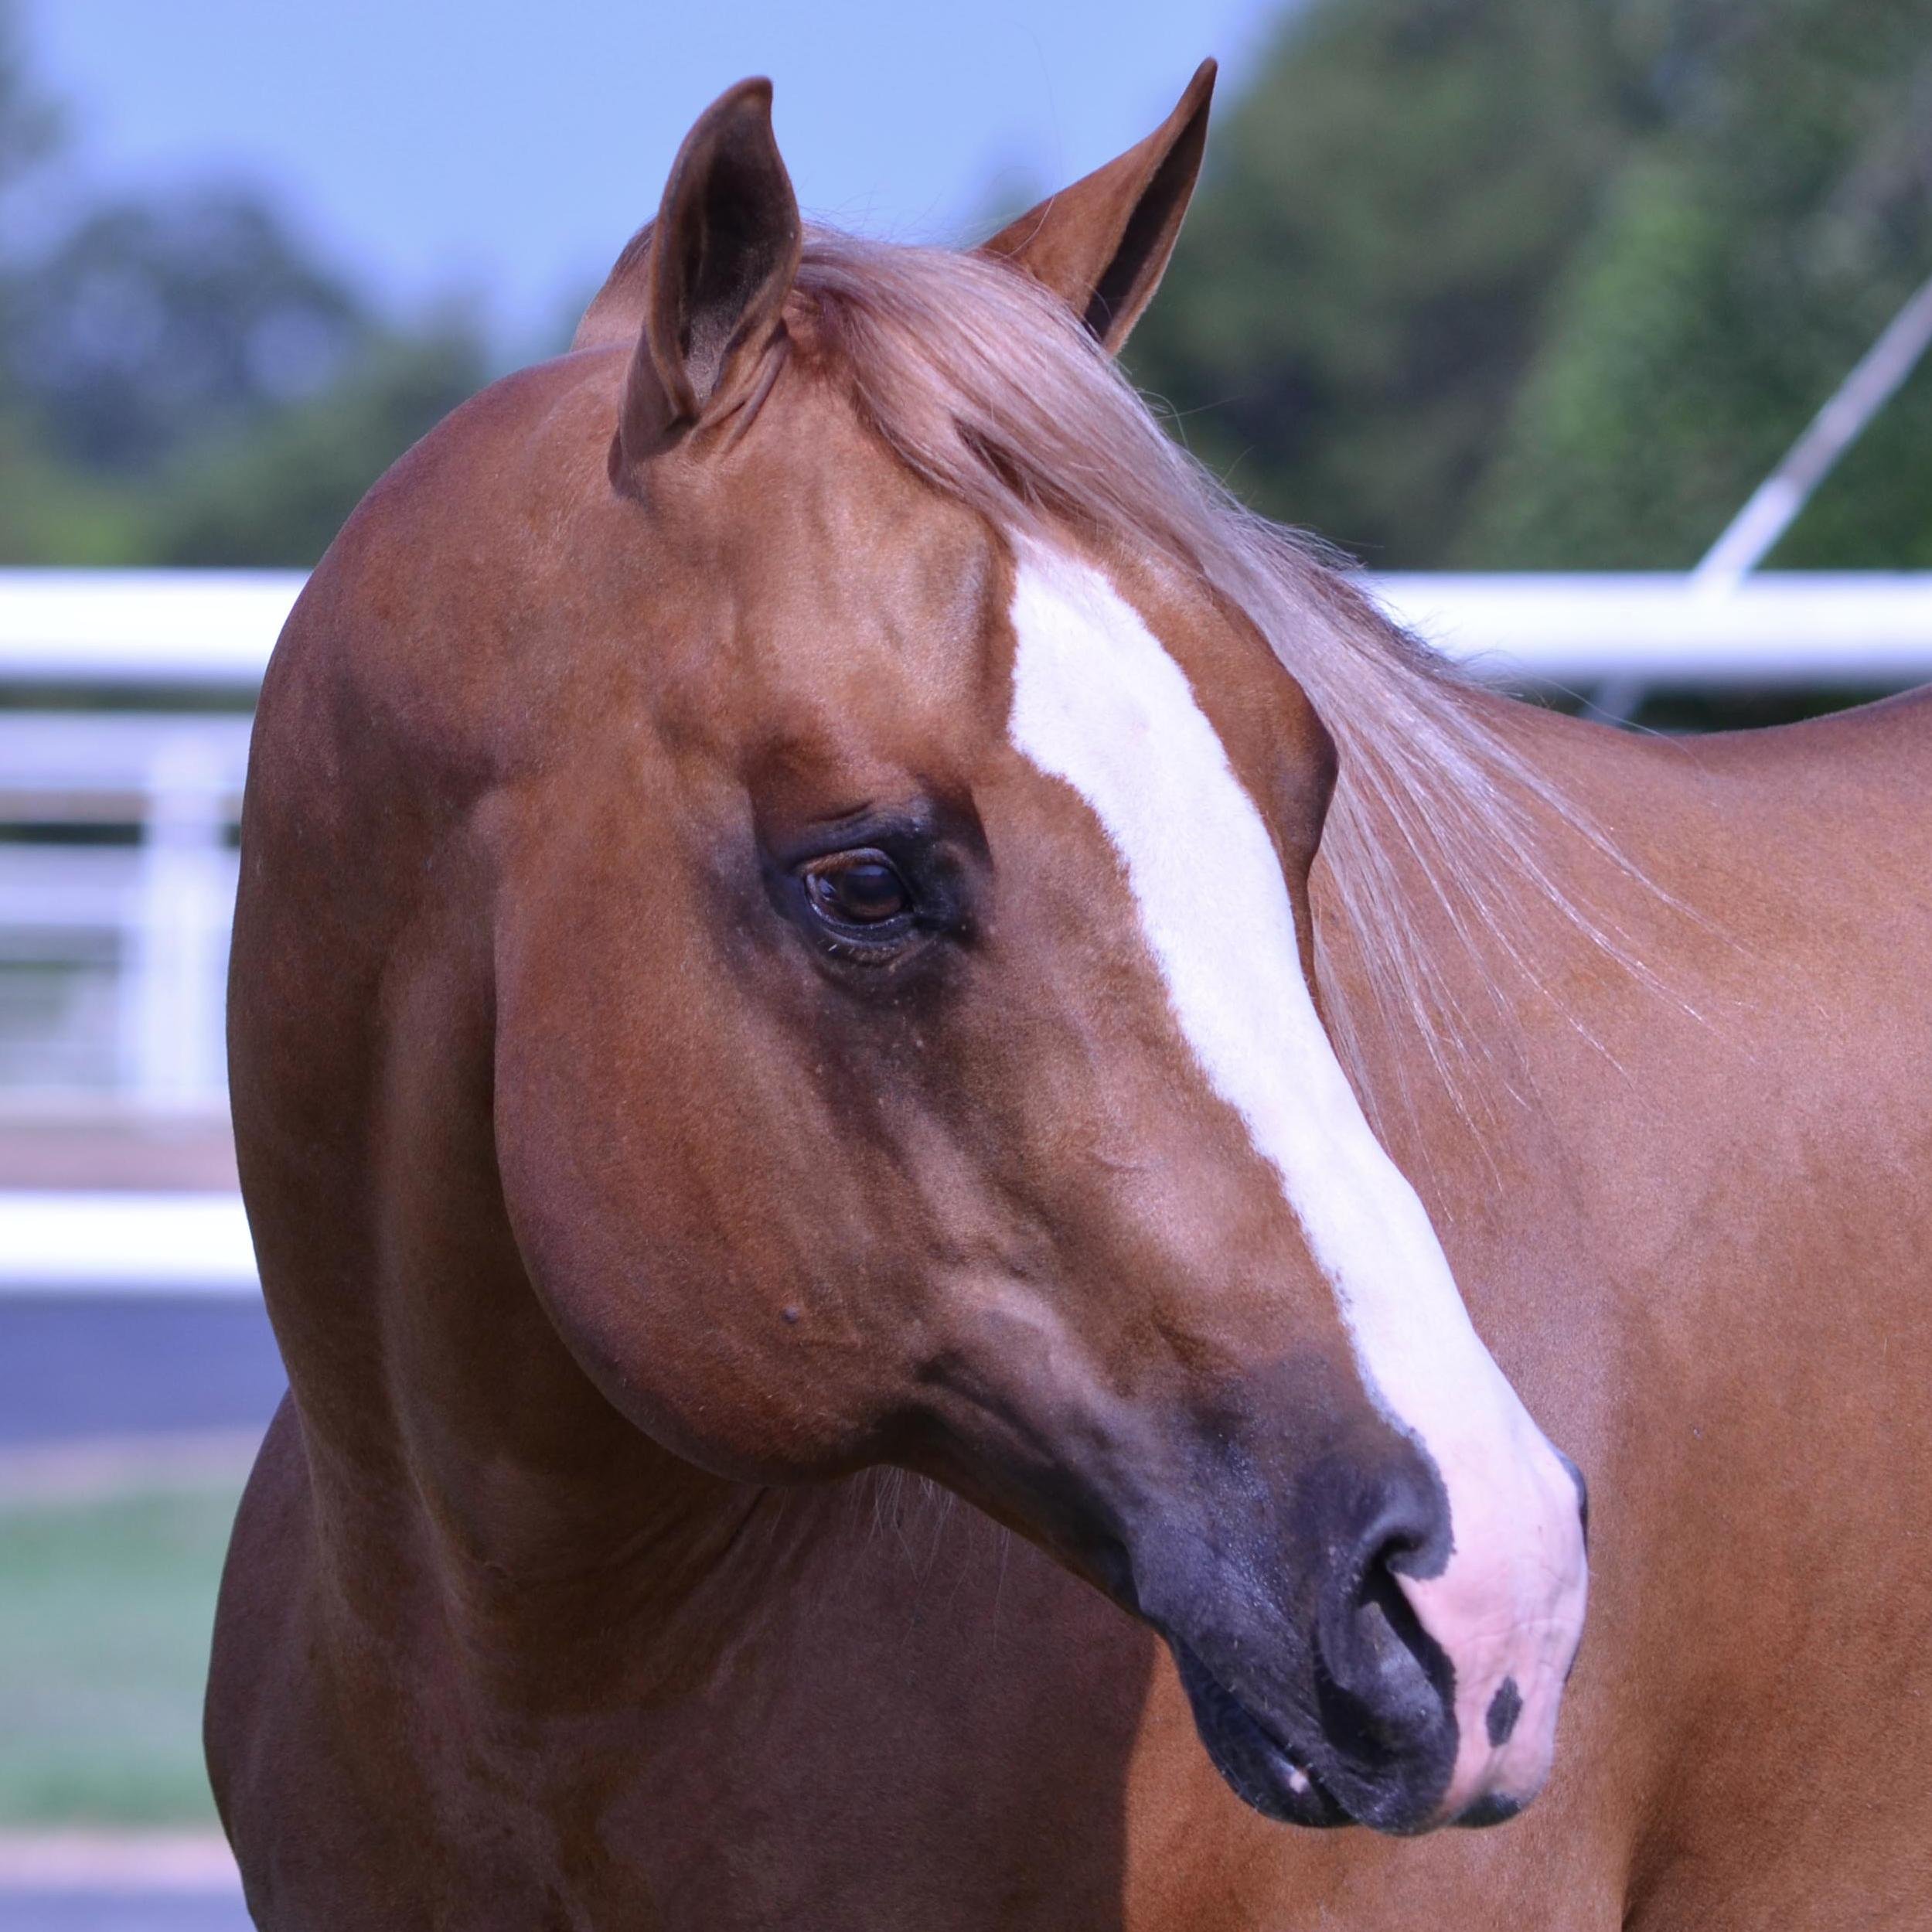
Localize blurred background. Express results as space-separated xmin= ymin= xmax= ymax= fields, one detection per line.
xmin=1 ymin=0 xmax=1929 ymax=1923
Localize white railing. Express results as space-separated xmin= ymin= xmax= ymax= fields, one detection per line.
xmin=2 ymin=566 xmax=1929 ymax=1296
xmin=0 ymin=712 xmax=248 ymax=1104
xmin=5 ymin=568 xmax=1932 ymax=1113
xmin=1371 ymin=573 xmax=1932 ymax=689
xmin=12 ymin=568 xmax=1932 ymax=693
xmin=0 ymin=569 xmax=305 ymax=689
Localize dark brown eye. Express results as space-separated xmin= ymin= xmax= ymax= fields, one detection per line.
xmin=800 ymin=850 xmax=912 ymax=929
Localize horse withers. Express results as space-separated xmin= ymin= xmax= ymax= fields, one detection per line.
xmin=207 ymin=66 xmax=1932 ymax=1930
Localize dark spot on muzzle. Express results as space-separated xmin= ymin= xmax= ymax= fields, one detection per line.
xmin=1454 ymin=1791 xmax=1525 ymax=1829
xmin=1485 ymin=1676 xmax=1523 ymax=1748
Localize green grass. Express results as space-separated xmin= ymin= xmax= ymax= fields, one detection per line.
xmin=0 ymin=1484 xmax=241 ymax=1826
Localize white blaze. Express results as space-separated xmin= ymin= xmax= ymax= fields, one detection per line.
xmin=1005 ymin=543 xmax=1586 ymax=1815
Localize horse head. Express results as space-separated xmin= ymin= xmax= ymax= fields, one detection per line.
xmin=280 ymin=71 xmax=1588 ymax=1838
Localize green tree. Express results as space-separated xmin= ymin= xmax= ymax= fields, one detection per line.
xmin=0 ymin=2 xmax=486 ymax=567
xmin=7 ymin=189 xmax=369 ymax=473
xmin=1129 ymin=0 xmax=1660 ymax=562
xmin=1130 ymin=0 xmax=1932 ymax=569
xmin=151 ymin=325 xmax=486 ymax=566
xmin=1467 ymin=0 xmax=1932 ymax=566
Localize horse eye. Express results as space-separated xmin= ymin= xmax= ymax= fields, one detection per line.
xmin=800 ymin=851 xmax=912 ymax=928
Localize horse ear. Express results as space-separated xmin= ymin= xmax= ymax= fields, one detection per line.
xmin=978 ymin=60 xmax=1215 ymax=354
xmin=615 ymin=78 xmax=802 ymax=471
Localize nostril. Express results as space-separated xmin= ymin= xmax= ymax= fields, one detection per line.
xmin=1356 ymin=1539 xmax=1453 ymax=1709
xmin=1298 ymin=1464 xmax=1461 ymax=1830
xmin=1314 ymin=1519 xmax=1456 ymax=1769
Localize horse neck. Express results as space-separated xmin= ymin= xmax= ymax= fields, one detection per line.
xmin=268 ymin=1091 xmax=824 ymax=1697
xmin=233 ymin=851 xmax=798 ymax=1691
xmin=1307 ymin=687 xmax=1672 ymax=1204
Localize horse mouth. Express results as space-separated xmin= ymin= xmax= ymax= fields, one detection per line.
xmin=1170 ymin=1641 xmax=1351 ymax=1829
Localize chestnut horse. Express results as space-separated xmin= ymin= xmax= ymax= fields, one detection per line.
xmin=208 ymin=66 xmax=1932 ymax=1929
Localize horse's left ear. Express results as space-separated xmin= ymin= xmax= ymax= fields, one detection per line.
xmin=979 ymin=59 xmax=1215 ymax=354
xmin=613 ymin=77 xmax=802 ymax=472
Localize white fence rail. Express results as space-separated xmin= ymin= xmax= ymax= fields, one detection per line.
xmin=0 ymin=1190 xmax=259 ymax=1292
xmin=0 ymin=570 xmax=304 ymax=689
xmin=12 ymin=568 xmax=1932 ymax=692
xmin=5 ymin=568 xmax=1932 ymax=1113
xmin=1371 ymin=574 xmax=1932 ymax=689
xmin=0 ymin=713 xmax=247 ymax=1104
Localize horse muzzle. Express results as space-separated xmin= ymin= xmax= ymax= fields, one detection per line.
xmin=1145 ymin=1433 xmax=1588 ymax=1835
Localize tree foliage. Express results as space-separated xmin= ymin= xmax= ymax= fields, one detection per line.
xmin=1130 ymin=0 xmax=1932 ymax=567
xmin=5 ymin=2 xmax=1930 ymax=569
xmin=0 ymin=2 xmax=485 ymax=567
xmin=11 ymin=191 xmax=370 ymax=472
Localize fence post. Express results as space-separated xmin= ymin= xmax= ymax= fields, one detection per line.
xmin=118 ymin=735 xmax=230 ymax=1109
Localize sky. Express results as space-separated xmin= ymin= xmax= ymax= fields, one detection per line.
xmin=26 ymin=0 xmax=1286 ymax=354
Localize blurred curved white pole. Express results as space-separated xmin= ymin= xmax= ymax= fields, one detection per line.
xmin=1692 ymin=267 xmax=1932 ymax=598
xmin=1583 ymin=265 xmax=1932 ymax=724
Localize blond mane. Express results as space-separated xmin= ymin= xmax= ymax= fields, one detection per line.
xmin=789 ymin=228 xmax=1637 ymax=1129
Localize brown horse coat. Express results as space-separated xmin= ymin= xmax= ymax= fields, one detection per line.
xmin=207 ymin=70 xmax=1932 ymax=1930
